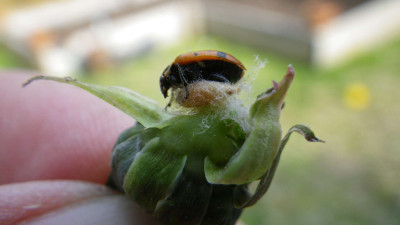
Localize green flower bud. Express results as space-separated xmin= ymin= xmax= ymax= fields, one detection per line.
xmin=24 ymin=66 xmax=323 ymax=225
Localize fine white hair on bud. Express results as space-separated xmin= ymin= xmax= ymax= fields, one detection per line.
xmin=168 ymin=57 xmax=268 ymax=134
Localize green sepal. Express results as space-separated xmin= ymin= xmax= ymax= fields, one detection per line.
xmin=110 ymin=122 xmax=245 ymax=225
xmin=23 ymin=76 xmax=171 ymax=127
xmin=123 ymin=137 xmax=187 ymax=212
xmin=237 ymin=124 xmax=324 ymax=208
xmin=204 ymin=67 xmax=294 ymax=185
xmin=154 ymin=156 xmax=213 ymax=225
xmin=107 ymin=123 xmax=147 ymax=190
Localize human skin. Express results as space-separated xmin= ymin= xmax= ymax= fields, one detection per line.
xmin=0 ymin=71 xmax=159 ymax=225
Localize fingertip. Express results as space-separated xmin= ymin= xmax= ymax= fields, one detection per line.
xmin=0 ymin=71 xmax=135 ymax=184
xmin=0 ymin=180 xmax=158 ymax=225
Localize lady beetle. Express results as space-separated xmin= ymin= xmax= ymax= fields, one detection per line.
xmin=159 ymin=50 xmax=246 ymax=100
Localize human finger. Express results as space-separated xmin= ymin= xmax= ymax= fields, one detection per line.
xmin=0 ymin=71 xmax=135 ymax=184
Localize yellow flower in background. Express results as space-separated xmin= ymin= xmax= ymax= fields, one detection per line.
xmin=344 ymin=83 xmax=371 ymax=110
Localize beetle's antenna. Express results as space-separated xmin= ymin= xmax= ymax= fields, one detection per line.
xmin=176 ymin=64 xmax=190 ymax=99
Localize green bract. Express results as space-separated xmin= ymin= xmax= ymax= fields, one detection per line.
xmin=24 ymin=66 xmax=323 ymax=225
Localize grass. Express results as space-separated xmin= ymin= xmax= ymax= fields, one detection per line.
xmin=2 ymin=35 xmax=400 ymax=225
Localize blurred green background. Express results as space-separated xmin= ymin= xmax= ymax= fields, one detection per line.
xmin=1 ymin=0 xmax=400 ymax=224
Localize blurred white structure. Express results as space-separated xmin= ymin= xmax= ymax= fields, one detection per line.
xmin=203 ymin=0 xmax=400 ymax=66
xmin=313 ymin=0 xmax=400 ymax=66
xmin=0 ymin=0 xmax=203 ymax=75
xmin=1 ymin=0 xmax=399 ymax=73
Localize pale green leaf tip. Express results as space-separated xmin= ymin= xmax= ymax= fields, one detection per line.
xmin=289 ymin=124 xmax=325 ymax=143
xmin=23 ymin=75 xmax=171 ymax=127
xmin=22 ymin=75 xmax=77 ymax=88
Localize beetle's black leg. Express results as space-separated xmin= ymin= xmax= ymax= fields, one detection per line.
xmin=176 ymin=64 xmax=190 ymax=99
xmin=165 ymin=102 xmax=171 ymax=110
xmin=208 ymin=73 xmax=230 ymax=83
